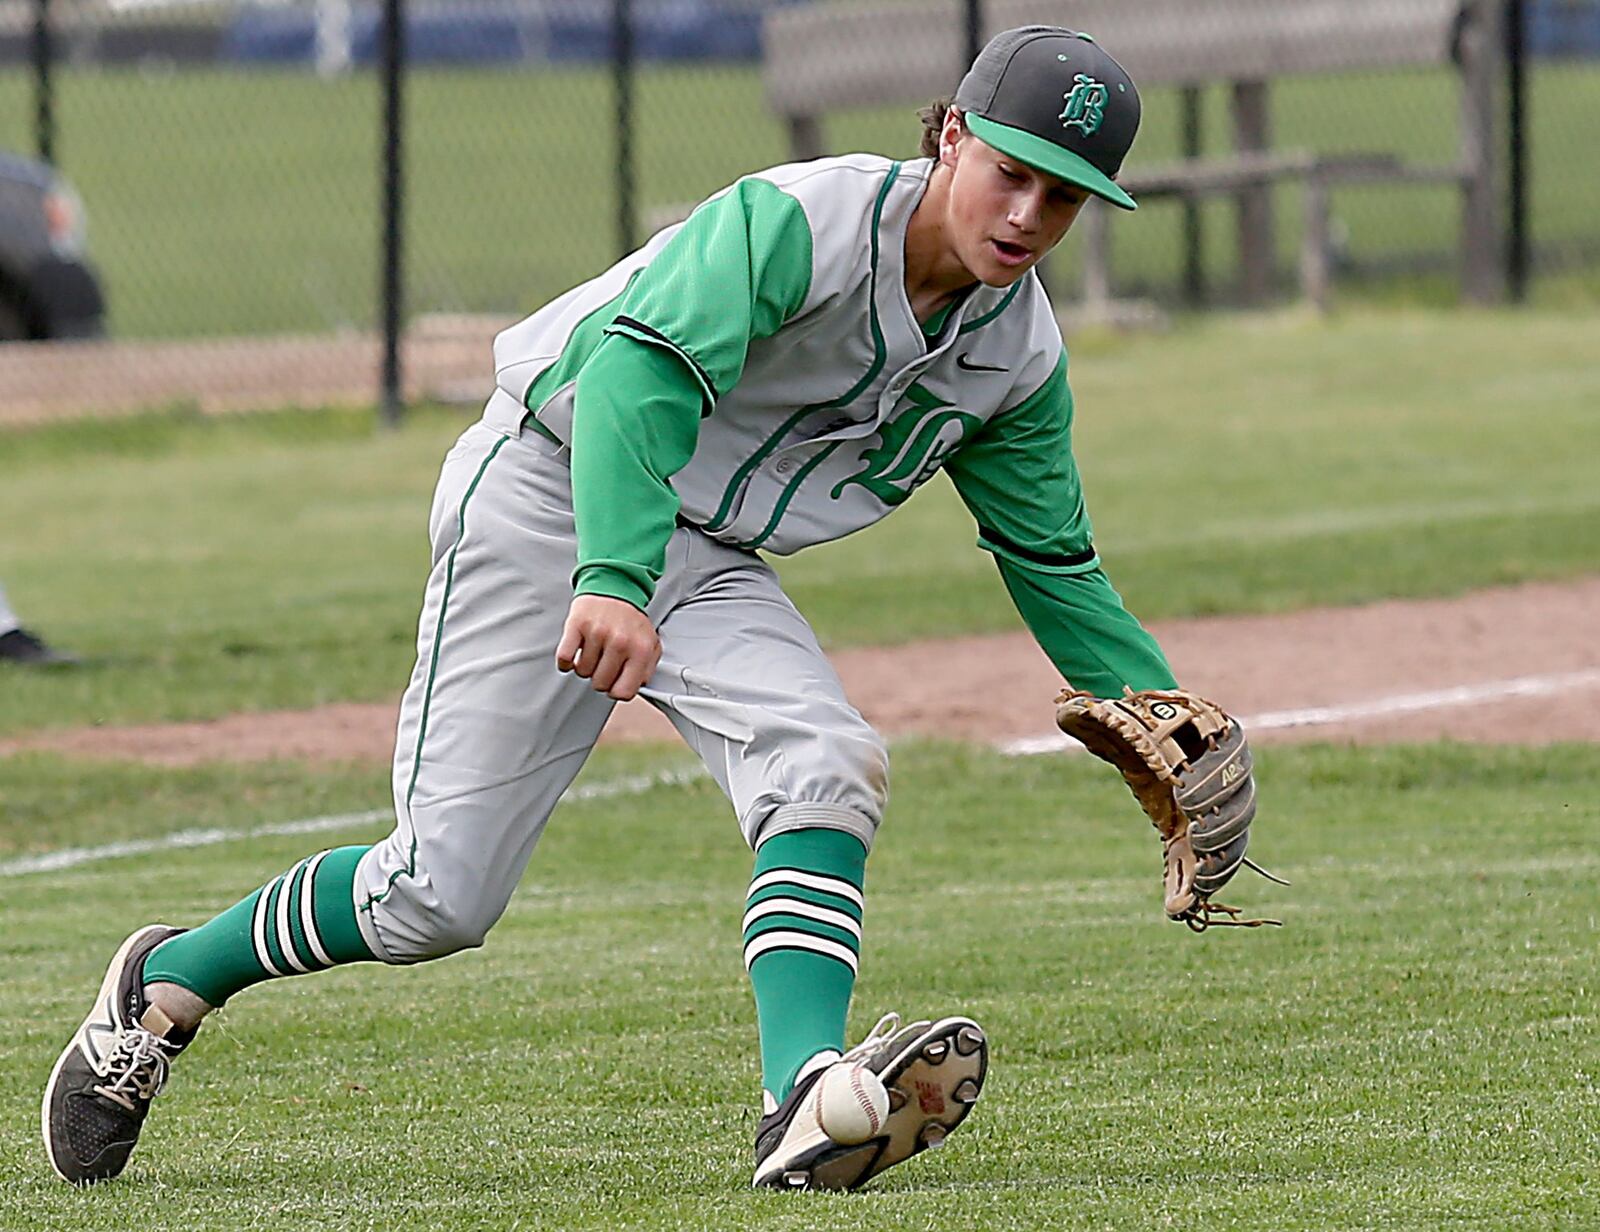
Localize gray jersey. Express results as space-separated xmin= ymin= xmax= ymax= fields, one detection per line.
xmin=483 ymin=155 xmax=1065 ymax=556
xmin=477 ymin=151 xmax=1171 ymax=699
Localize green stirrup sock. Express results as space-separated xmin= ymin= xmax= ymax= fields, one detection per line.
xmin=141 ymin=845 xmax=379 ymax=1007
xmin=743 ymin=827 xmax=868 ymax=1103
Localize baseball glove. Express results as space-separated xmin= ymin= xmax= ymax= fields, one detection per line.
xmin=1054 ymin=688 xmax=1286 ymax=931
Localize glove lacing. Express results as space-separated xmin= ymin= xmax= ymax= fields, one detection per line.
xmin=1179 ymin=858 xmax=1292 ymax=931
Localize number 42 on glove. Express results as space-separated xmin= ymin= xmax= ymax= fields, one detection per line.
xmin=1054 ymin=688 xmax=1289 ymax=932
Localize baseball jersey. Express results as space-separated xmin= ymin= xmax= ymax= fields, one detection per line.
xmin=481 ymin=154 xmax=1174 ymax=696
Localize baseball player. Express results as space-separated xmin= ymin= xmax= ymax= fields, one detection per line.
xmin=45 ymin=28 xmax=1243 ymax=1191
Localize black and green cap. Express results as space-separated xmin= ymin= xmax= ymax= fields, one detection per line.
xmin=954 ymin=26 xmax=1142 ymax=211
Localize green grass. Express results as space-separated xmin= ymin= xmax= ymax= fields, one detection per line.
xmin=3 ymin=306 xmax=1596 ymax=735
xmin=0 ymin=752 xmax=389 ymax=861
xmin=1 ymin=741 xmax=1595 ymax=1229
xmin=0 ymin=61 xmax=1595 ymax=338
xmin=779 ymin=307 xmax=1600 ymax=634
xmin=0 ymin=402 xmax=462 ymax=732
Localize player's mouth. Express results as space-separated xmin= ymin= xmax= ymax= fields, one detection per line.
xmin=989 ymin=239 xmax=1034 ymax=268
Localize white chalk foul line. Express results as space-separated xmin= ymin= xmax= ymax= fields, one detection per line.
xmin=1000 ymin=668 xmax=1600 ymax=757
xmin=10 ymin=669 xmax=1599 ymax=879
xmin=0 ymin=765 xmax=707 ymax=880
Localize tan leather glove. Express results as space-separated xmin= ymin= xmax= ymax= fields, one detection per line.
xmin=1054 ymin=688 xmax=1286 ymax=931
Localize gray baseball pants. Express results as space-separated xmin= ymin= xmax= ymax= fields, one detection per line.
xmin=352 ymin=422 xmax=889 ymax=964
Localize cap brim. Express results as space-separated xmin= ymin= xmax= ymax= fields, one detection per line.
xmin=966 ymin=112 xmax=1137 ymax=211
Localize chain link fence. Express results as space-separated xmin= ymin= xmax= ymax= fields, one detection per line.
xmin=1 ymin=0 xmax=1595 ymax=421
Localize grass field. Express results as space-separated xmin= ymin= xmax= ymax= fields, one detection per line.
xmin=3 ymin=306 xmax=1598 ymax=736
xmin=3 ymin=261 xmax=1596 ymax=1222
xmin=0 ymin=61 xmax=1596 ymax=337
xmin=2 ymin=740 xmax=1595 ymax=1229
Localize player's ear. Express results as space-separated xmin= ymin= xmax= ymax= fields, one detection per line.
xmin=939 ymin=107 xmax=966 ymax=169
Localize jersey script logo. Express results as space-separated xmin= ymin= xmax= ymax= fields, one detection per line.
xmin=1060 ymin=74 xmax=1108 ymax=136
xmin=831 ymin=383 xmax=980 ymax=506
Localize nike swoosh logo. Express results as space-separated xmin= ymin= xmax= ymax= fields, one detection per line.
xmin=956 ymin=354 xmax=1006 ymax=373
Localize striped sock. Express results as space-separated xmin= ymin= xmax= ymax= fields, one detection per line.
xmin=141 ymin=845 xmax=378 ymax=1008
xmin=744 ymin=827 xmax=867 ymax=1102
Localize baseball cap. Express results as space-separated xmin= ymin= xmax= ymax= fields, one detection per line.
xmin=953 ymin=26 xmax=1142 ymax=211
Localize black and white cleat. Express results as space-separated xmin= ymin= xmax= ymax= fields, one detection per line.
xmin=752 ymin=1012 xmax=988 ymax=1191
xmin=42 ymin=925 xmax=194 ymax=1185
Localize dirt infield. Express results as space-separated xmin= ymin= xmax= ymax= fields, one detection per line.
xmin=5 ymin=577 xmax=1596 ymax=768
xmin=0 ymin=316 xmax=501 ymax=428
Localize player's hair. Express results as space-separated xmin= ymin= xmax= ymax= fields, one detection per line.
xmin=918 ymin=99 xmax=960 ymax=157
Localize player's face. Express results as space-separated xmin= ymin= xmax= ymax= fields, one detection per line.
xmin=943 ymin=125 xmax=1090 ymax=286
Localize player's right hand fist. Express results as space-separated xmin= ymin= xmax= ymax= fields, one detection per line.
xmin=556 ymin=595 xmax=662 ymax=702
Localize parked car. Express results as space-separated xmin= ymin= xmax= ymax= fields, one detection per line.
xmin=0 ymin=150 xmax=106 ymax=342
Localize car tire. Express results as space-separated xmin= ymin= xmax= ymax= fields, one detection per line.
xmin=0 ymin=292 xmax=26 ymax=341
xmin=26 ymin=257 xmax=106 ymax=340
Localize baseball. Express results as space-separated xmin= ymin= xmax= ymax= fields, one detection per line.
xmin=813 ymin=1063 xmax=890 ymax=1145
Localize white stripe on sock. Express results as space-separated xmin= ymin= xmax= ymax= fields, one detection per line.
xmin=298 ymin=850 xmax=334 ymax=968
xmin=251 ymin=875 xmax=286 ymax=978
xmin=743 ymin=929 xmax=859 ymax=974
xmin=746 ymin=869 xmax=864 ymax=911
xmin=275 ymin=857 xmax=313 ymax=975
xmin=741 ymin=896 xmax=862 ymax=941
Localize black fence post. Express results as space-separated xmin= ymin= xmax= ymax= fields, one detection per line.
xmin=32 ymin=0 xmax=54 ymax=166
xmin=1180 ymin=86 xmax=1204 ymax=305
xmin=1506 ymin=0 xmax=1528 ymax=302
xmin=964 ymin=0 xmax=982 ymax=69
xmin=379 ymin=0 xmax=406 ymax=427
xmin=614 ymin=0 xmax=636 ymax=258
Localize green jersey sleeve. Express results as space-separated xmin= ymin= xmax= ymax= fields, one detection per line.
xmin=944 ymin=355 xmax=1176 ymax=695
xmin=603 ymin=176 xmax=815 ymax=400
xmin=994 ymin=563 xmax=1176 ymax=696
xmin=570 ymin=337 xmax=705 ymax=610
xmin=568 ymin=177 xmax=815 ymax=609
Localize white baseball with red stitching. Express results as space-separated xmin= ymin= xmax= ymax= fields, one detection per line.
xmin=813 ymin=1062 xmax=889 ymax=1145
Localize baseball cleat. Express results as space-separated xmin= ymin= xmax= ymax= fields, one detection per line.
xmin=42 ymin=925 xmax=195 ymax=1184
xmin=752 ymin=1011 xmax=988 ymax=1191
xmin=0 ymin=627 xmax=79 ymax=667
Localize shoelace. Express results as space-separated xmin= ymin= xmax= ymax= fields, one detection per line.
xmin=92 ymin=1028 xmax=171 ymax=1113
xmin=840 ymin=1012 xmax=903 ymax=1066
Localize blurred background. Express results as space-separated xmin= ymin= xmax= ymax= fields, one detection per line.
xmin=0 ymin=0 xmax=1596 ymax=422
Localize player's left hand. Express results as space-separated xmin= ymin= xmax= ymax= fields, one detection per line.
xmin=556 ymin=594 xmax=662 ymax=701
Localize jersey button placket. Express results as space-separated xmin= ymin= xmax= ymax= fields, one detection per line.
xmin=880 ymin=372 xmax=912 ymax=414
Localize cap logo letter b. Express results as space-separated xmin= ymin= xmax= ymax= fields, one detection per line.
xmin=1059 ymin=73 xmax=1108 ymax=136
